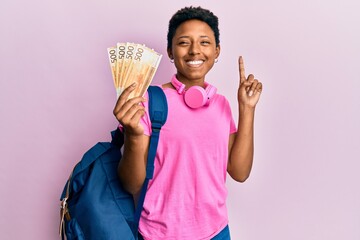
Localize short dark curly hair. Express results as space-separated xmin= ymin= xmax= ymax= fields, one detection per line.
xmin=167 ymin=6 xmax=220 ymax=50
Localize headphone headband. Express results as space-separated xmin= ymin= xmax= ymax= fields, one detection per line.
xmin=170 ymin=75 xmax=217 ymax=108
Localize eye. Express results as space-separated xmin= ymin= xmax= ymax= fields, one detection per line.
xmin=201 ymin=41 xmax=211 ymax=45
xmin=178 ymin=41 xmax=189 ymax=46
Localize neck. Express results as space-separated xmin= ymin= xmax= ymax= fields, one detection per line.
xmin=175 ymin=74 xmax=205 ymax=89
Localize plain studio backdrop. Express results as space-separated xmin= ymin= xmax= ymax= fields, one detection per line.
xmin=1 ymin=0 xmax=359 ymax=239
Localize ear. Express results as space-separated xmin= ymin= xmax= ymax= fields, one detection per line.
xmin=167 ymin=48 xmax=173 ymax=60
xmin=215 ymin=44 xmax=221 ymax=59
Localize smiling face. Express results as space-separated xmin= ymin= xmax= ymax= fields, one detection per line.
xmin=168 ymin=19 xmax=220 ymax=87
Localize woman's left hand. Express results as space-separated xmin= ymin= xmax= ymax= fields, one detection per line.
xmin=237 ymin=56 xmax=263 ymax=108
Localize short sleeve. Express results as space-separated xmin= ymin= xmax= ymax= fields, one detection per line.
xmin=225 ymin=98 xmax=237 ymax=134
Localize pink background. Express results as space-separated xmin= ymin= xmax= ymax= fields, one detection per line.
xmin=1 ymin=0 xmax=359 ymax=239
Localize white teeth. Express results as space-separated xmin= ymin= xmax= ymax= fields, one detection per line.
xmin=187 ymin=60 xmax=203 ymax=65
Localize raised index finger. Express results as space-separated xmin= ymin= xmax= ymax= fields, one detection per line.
xmin=239 ymin=56 xmax=246 ymax=84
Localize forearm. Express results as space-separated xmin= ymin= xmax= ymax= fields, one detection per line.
xmin=228 ymin=106 xmax=255 ymax=182
xmin=118 ymin=134 xmax=149 ymax=195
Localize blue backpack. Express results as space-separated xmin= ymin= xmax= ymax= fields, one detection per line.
xmin=59 ymin=86 xmax=168 ymax=240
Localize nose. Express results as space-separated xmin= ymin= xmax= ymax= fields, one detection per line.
xmin=188 ymin=43 xmax=200 ymax=55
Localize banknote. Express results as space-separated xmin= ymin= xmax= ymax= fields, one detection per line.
xmin=116 ymin=42 xmax=126 ymax=95
xmin=107 ymin=47 xmax=117 ymax=88
xmin=124 ymin=44 xmax=162 ymax=99
xmin=107 ymin=42 xmax=162 ymax=99
xmin=135 ymin=48 xmax=162 ymax=98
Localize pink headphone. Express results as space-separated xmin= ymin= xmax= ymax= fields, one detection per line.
xmin=171 ymin=75 xmax=217 ymax=109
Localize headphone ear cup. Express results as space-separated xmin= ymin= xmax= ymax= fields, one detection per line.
xmin=205 ymin=85 xmax=217 ymax=106
xmin=184 ymin=86 xmax=207 ymax=109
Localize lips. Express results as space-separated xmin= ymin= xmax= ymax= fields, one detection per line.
xmin=186 ymin=60 xmax=204 ymax=67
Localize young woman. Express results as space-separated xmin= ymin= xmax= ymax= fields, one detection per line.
xmin=113 ymin=6 xmax=263 ymax=240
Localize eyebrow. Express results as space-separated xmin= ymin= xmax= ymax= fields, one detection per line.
xmin=177 ymin=35 xmax=210 ymax=40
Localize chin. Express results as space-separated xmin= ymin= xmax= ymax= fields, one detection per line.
xmin=186 ymin=70 xmax=209 ymax=80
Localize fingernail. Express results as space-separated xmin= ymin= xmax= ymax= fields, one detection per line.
xmin=131 ymin=82 xmax=137 ymax=87
xmin=248 ymin=90 xmax=253 ymax=97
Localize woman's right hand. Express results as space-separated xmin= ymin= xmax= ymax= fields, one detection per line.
xmin=113 ymin=83 xmax=147 ymax=136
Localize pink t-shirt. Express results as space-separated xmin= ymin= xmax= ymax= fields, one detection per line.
xmin=138 ymin=86 xmax=237 ymax=240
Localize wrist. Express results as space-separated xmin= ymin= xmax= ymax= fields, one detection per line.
xmin=238 ymin=105 xmax=255 ymax=128
xmin=239 ymin=104 xmax=256 ymax=114
xmin=124 ymin=132 xmax=144 ymax=143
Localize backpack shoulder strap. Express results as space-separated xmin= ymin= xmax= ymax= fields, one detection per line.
xmin=134 ymin=85 xmax=168 ymax=225
xmin=146 ymin=85 xmax=168 ymax=178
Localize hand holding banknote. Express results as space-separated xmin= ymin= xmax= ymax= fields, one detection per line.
xmin=113 ymin=82 xmax=146 ymax=136
xmin=107 ymin=42 xmax=162 ymax=99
